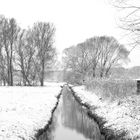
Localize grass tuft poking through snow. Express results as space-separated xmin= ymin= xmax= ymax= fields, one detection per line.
xmin=0 ymin=83 xmax=63 ymax=140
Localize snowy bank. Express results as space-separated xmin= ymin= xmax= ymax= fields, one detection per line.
xmin=0 ymin=83 xmax=63 ymax=140
xmin=71 ymin=85 xmax=140 ymax=140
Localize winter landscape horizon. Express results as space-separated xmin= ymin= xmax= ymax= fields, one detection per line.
xmin=0 ymin=0 xmax=140 ymax=140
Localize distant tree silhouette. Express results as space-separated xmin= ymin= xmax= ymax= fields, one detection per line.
xmin=63 ymin=36 xmax=129 ymax=82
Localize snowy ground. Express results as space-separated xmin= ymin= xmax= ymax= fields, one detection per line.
xmin=0 ymin=82 xmax=63 ymax=140
xmin=73 ymin=86 xmax=140 ymax=139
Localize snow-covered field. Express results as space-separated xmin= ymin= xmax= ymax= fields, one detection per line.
xmin=73 ymin=86 xmax=140 ymax=139
xmin=0 ymin=82 xmax=63 ymax=140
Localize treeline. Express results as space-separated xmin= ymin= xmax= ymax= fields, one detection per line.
xmin=63 ymin=36 xmax=129 ymax=84
xmin=0 ymin=15 xmax=56 ymax=86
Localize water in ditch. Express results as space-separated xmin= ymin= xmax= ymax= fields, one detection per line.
xmin=38 ymin=87 xmax=102 ymax=140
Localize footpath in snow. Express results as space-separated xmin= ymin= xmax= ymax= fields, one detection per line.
xmin=0 ymin=82 xmax=63 ymax=140
xmin=72 ymin=85 xmax=140 ymax=140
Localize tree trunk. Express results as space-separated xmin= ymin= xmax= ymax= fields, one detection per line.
xmin=40 ymin=60 xmax=45 ymax=86
xmin=40 ymin=69 xmax=44 ymax=86
xmin=92 ymin=67 xmax=96 ymax=78
xmin=9 ymin=60 xmax=13 ymax=86
xmin=100 ymin=70 xmax=103 ymax=78
xmin=22 ymin=74 xmax=26 ymax=86
xmin=23 ymin=73 xmax=31 ymax=86
xmin=10 ymin=42 xmax=13 ymax=86
xmin=7 ymin=56 xmax=10 ymax=86
xmin=3 ymin=80 xmax=5 ymax=86
xmin=7 ymin=66 xmax=10 ymax=86
xmin=40 ymin=78 xmax=44 ymax=86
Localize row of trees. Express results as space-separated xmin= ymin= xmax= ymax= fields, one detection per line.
xmin=63 ymin=36 xmax=129 ymax=83
xmin=0 ymin=15 xmax=56 ymax=86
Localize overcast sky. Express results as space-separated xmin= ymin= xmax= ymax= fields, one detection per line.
xmin=0 ymin=0 xmax=139 ymax=67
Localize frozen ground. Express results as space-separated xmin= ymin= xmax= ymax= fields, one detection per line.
xmin=73 ymin=86 xmax=140 ymax=139
xmin=0 ymin=82 xmax=63 ymax=140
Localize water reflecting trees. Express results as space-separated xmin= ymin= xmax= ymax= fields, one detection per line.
xmin=39 ymin=89 xmax=102 ymax=140
xmin=62 ymin=90 xmax=101 ymax=140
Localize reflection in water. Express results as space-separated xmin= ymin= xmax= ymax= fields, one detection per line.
xmin=38 ymin=87 xmax=101 ymax=140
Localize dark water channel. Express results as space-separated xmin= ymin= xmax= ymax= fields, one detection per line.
xmin=38 ymin=87 xmax=102 ymax=140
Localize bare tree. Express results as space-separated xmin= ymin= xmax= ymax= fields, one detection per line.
xmin=112 ymin=0 xmax=140 ymax=49
xmin=0 ymin=42 xmax=7 ymax=85
xmin=63 ymin=36 xmax=129 ymax=82
xmin=63 ymin=43 xmax=92 ymax=83
xmin=32 ymin=22 xmax=56 ymax=86
xmin=8 ymin=18 xmax=19 ymax=85
xmin=16 ymin=29 xmax=37 ymax=86
xmin=0 ymin=15 xmax=56 ymax=86
xmin=97 ymin=36 xmax=129 ymax=77
xmin=85 ymin=37 xmax=101 ymax=77
xmin=0 ymin=17 xmax=7 ymax=85
xmin=0 ymin=16 xmax=19 ymax=86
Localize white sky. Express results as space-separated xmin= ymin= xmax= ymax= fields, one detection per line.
xmin=0 ymin=0 xmax=139 ymax=67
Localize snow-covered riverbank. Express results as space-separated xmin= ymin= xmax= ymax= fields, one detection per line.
xmin=0 ymin=83 xmax=63 ymax=140
xmin=72 ymin=86 xmax=140 ymax=140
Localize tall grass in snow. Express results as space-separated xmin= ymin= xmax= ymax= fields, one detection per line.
xmin=85 ymin=79 xmax=137 ymax=101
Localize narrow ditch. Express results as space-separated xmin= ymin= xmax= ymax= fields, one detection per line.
xmin=68 ymin=85 xmax=127 ymax=140
xmin=35 ymin=84 xmax=126 ymax=140
xmin=35 ymin=85 xmax=105 ymax=140
xmin=35 ymin=85 xmax=63 ymax=140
